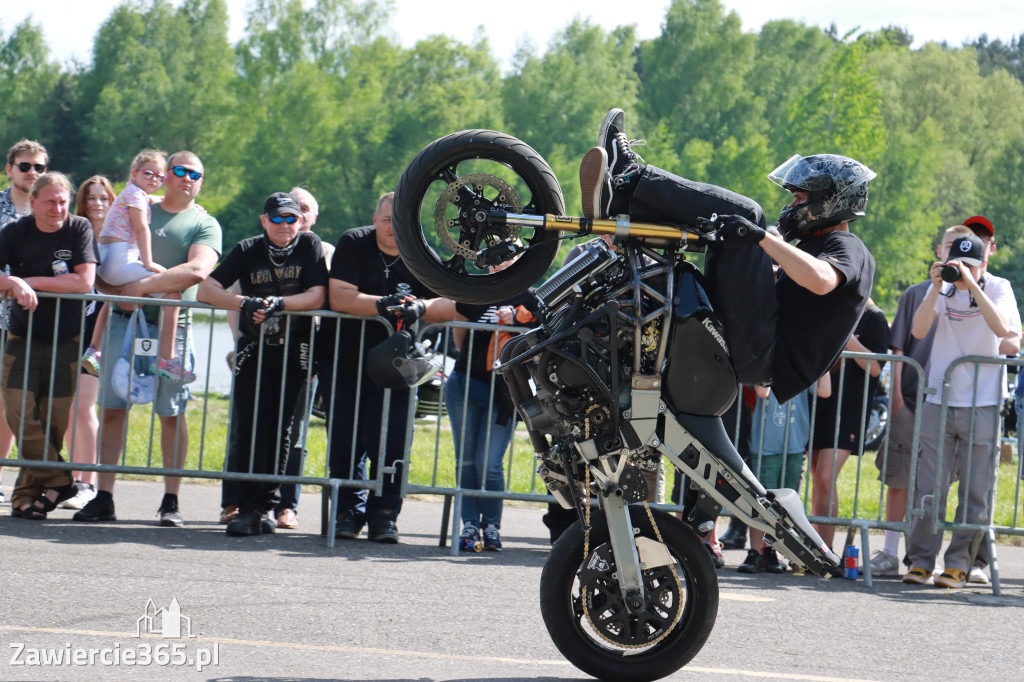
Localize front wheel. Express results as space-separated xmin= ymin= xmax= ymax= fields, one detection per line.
xmin=392 ymin=129 xmax=564 ymax=305
xmin=540 ymin=507 xmax=718 ymax=682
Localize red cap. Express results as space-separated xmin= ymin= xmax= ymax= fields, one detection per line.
xmin=962 ymin=215 xmax=994 ymax=237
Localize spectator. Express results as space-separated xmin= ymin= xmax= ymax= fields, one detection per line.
xmin=59 ymin=176 xmax=116 ymax=511
xmin=904 ymin=230 xmax=1021 ymax=588
xmin=96 ymin=150 xmax=191 ymax=383
xmin=738 ymin=380 xmax=828 ymax=573
xmin=448 ymin=267 xmax=537 ymax=552
xmin=0 ymin=139 xmax=49 ymax=502
xmin=0 ymin=172 xmax=97 ymax=519
xmin=198 ymin=192 xmax=327 ymax=536
xmin=74 ymin=151 xmax=221 ymax=525
xmin=326 ymin=191 xmax=453 ymax=543
xmin=809 ymin=300 xmax=889 ymax=552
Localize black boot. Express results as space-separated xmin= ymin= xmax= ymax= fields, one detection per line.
xmin=719 ymin=515 xmax=747 ymax=550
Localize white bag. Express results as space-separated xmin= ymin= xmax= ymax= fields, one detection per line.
xmin=111 ymin=309 xmax=156 ymax=405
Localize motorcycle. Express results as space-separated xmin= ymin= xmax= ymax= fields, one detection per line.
xmin=391 ymin=129 xmax=840 ymax=681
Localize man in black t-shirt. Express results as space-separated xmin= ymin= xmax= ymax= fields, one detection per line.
xmin=325 ymin=191 xmax=454 ymax=543
xmin=0 ymin=172 xmax=97 ymax=520
xmin=582 ymin=109 xmax=876 ymax=403
xmin=198 ymin=192 xmax=328 ymax=536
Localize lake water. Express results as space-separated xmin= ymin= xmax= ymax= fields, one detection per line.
xmin=191 ymin=312 xmax=236 ymax=395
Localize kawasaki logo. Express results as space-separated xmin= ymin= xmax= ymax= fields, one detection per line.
xmin=702 ymin=317 xmax=729 ymax=353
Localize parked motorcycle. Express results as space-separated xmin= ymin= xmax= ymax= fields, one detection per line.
xmin=391 ymin=129 xmax=840 ymax=681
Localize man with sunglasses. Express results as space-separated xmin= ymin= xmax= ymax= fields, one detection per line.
xmin=199 ymin=192 xmax=327 ymax=536
xmin=76 ymin=151 xmax=222 ymax=527
xmin=0 ymin=139 xmax=50 ymax=500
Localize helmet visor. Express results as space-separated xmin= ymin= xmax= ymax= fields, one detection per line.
xmin=768 ymin=154 xmax=833 ymax=191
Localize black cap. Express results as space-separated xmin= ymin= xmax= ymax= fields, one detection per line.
xmin=264 ymin=192 xmax=301 ymax=219
xmin=948 ymin=234 xmax=986 ymax=267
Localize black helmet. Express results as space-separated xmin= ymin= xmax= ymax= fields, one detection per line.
xmin=768 ymin=154 xmax=876 ymax=241
xmin=366 ymin=330 xmax=444 ymax=390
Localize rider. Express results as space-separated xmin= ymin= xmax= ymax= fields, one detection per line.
xmin=579 ymin=109 xmax=876 ymax=403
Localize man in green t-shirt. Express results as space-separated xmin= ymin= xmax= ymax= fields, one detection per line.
xmin=75 ymin=151 xmax=222 ymax=526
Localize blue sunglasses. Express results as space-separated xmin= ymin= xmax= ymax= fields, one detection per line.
xmin=170 ymin=165 xmax=203 ymax=181
xmin=269 ymin=215 xmax=299 ymax=224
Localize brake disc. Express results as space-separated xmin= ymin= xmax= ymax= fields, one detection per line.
xmin=433 ymin=173 xmax=523 ymax=260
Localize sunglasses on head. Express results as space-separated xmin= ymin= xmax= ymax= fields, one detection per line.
xmin=15 ymin=162 xmax=46 ymax=173
xmin=170 ymin=165 xmax=203 ymax=181
xmin=141 ymin=169 xmax=166 ymax=181
xmin=269 ymin=215 xmax=299 ymax=224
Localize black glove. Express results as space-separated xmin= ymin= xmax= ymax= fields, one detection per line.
xmin=714 ymin=214 xmax=765 ymax=243
xmin=239 ymin=296 xmax=267 ymax=339
xmin=401 ymin=299 xmax=426 ymax=325
xmin=376 ymin=294 xmax=406 ymax=320
xmin=262 ymin=296 xmax=285 ymax=317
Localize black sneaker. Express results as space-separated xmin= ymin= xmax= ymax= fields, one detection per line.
xmin=762 ymin=548 xmax=786 ymax=574
xmin=482 ymin=524 xmax=502 ymax=552
xmin=226 ymin=511 xmax=263 ymax=536
xmin=157 ymin=494 xmax=184 ymax=527
xmin=73 ymin=492 xmax=117 ymax=522
xmin=719 ymin=517 xmax=747 ymax=550
xmin=598 ymin=108 xmax=645 ymax=185
xmin=335 ymin=513 xmax=366 ymax=540
xmin=704 ymin=541 xmax=725 ymax=569
xmin=368 ymin=518 xmax=400 ymax=544
xmin=737 ymin=549 xmax=764 ymax=574
xmin=260 ymin=514 xmax=277 ymax=535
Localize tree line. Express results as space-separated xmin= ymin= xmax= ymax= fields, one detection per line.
xmin=3 ymin=0 xmax=1024 ymax=314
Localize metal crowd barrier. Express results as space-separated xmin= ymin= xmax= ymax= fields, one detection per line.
xmin=2 ymin=293 xmax=1021 ymax=585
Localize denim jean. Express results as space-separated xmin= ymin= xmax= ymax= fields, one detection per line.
xmin=445 ymin=371 xmax=513 ymax=528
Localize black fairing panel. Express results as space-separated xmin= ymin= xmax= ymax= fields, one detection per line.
xmin=663 ymin=267 xmax=737 ymax=417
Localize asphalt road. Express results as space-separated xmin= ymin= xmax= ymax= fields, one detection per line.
xmin=1 ymin=474 xmax=1022 ymax=681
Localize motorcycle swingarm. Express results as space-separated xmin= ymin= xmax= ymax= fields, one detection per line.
xmin=655 ymin=416 xmax=840 ymax=576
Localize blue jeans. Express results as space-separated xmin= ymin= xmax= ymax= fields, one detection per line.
xmin=445 ymin=371 xmax=512 ymax=528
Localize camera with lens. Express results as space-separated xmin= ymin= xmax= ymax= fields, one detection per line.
xmin=940 ymin=263 xmax=962 ymax=283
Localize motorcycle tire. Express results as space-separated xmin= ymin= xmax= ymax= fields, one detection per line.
xmin=540 ymin=507 xmax=718 ymax=682
xmin=863 ymin=395 xmax=889 ymax=451
xmin=392 ymin=129 xmax=564 ymax=305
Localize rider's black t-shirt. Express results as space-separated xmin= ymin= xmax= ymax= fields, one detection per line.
xmin=771 ymin=230 xmax=875 ymax=403
xmin=327 ymin=225 xmax=437 ymax=379
xmin=210 ymin=231 xmax=328 ymax=343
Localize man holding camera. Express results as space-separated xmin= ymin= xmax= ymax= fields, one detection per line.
xmin=325 ymin=191 xmax=453 ymax=542
xmin=903 ymin=227 xmax=1020 ymax=588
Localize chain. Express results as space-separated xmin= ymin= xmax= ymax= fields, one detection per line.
xmin=579 ymin=465 xmax=684 ymax=651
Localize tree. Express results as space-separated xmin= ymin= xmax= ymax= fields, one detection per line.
xmin=0 ymin=19 xmax=61 ymax=158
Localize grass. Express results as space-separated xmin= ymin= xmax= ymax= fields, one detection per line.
xmin=92 ymin=393 xmax=1024 ymax=532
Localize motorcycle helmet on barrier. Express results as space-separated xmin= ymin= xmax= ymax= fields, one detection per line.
xmin=366 ymin=330 xmax=445 ymax=390
xmin=768 ymin=154 xmax=876 ymax=241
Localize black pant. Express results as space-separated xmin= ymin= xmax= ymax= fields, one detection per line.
xmin=632 ymin=165 xmax=778 ymax=386
xmin=225 ymin=339 xmax=308 ymax=514
xmin=328 ymin=375 xmax=414 ymax=522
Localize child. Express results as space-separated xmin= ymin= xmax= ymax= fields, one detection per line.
xmin=91 ymin=149 xmax=192 ymax=383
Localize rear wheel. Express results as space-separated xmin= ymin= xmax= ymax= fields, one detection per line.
xmin=539 ymin=507 xmax=719 ymax=682
xmin=392 ymin=129 xmax=564 ymax=304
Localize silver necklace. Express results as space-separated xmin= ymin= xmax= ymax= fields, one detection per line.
xmin=379 ymin=251 xmax=401 ymax=278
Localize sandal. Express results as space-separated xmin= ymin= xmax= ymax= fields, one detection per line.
xmin=36 ymin=483 xmax=78 ymax=513
xmin=12 ymin=503 xmax=47 ymax=520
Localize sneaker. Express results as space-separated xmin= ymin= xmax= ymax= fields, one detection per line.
xmin=59 ymin=481 xmax=97 ymax=510
xmin=368 ymin=518 xmax=400 ymax=544
xmin=597 ymin=108 xmax=644 ymax=187
xmin=719 ymin=522 xmax=747 ymax=550
xmin=737 ymin=549 xmax=764 ymax=574
xmin=334 ymin=513 xmax=366 ymax=540
xmin=157 ymin=494 xmax=184 ymax=527
xmin=80 ymin=348 xmax=102 ymax=376
xmin=482 ymin=524 xmax=502 ymax=552
xmin=156 ymin=357 xmax=196 ymax=384
xmin=73 ymin=492 xmax=117 ymax=522
xmin=902 ymin=566 xmax=933 ymax=585
xmin=275 ymin=508 xmax=299 ymax=530
xmin=704 ymin=541 xmax=725 ymax=569
xmin=219 ymin=505 xmax=239 ymax=524
xmin=864 ymin=550 xmax=901 ymax=577
xmin=226 ymin=510 xmax=263 ymax=536
xmin=459 ymin=522 xmax=482 ymax=552
xmin=580 ymin=147 xmax=611 ymax=220
xmin=761 ymin=548 xmax=786 ymax=574
xmin=260 ymin=514 xmax=276 ymax=534
xmin=934 ymin=567 xmax=967 ymax=589
xmin=968 ymin=566 xmax=990 ymax=585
